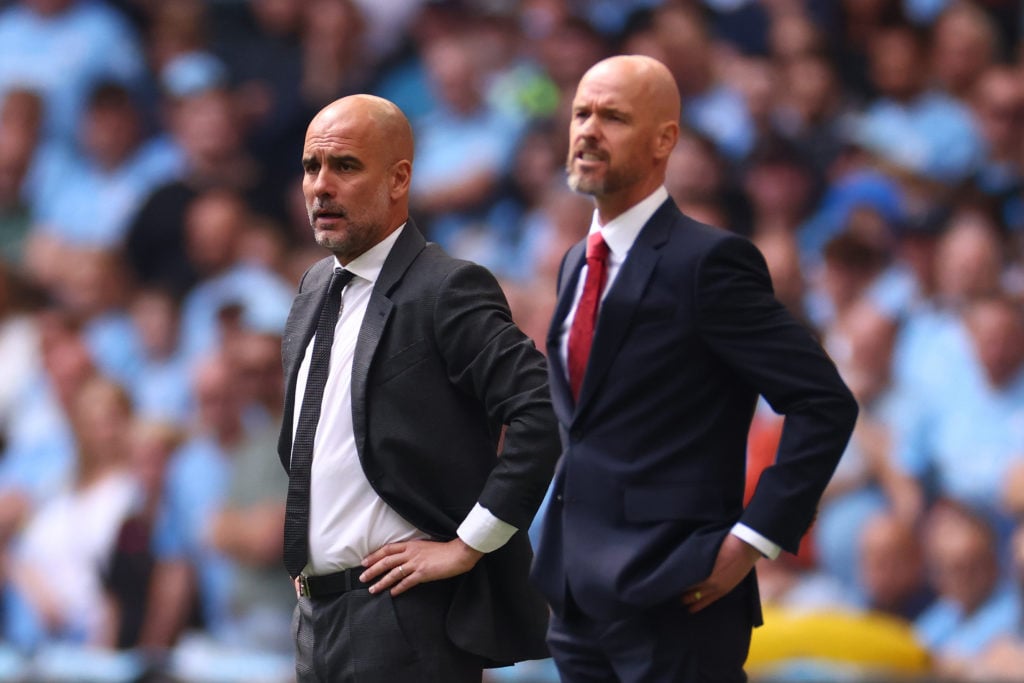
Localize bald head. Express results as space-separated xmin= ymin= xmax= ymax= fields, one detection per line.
xmin=302 ymin=94 xmax=414 ymax=263
xmin=308 ymin=94 xmax=414 ymax=167
xmin=582 ymin=56 xmax=681 ymax=124
xmin=567 ymin=55 xmax=681 ymax=222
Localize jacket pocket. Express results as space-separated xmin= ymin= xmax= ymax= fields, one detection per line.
xmin=372 ymin=339 xmax=430 ymax=385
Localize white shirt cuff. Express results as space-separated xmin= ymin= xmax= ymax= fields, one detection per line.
xmin=457 ymin=503 xmax=518 ymax=553
xmin=731 ymin=523 xmax=781 ymax=560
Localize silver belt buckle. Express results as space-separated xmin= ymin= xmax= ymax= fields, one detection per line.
xmin=298 ymin=574 xmax=311 ymax=598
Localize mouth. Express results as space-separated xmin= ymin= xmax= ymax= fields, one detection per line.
xmin=313 ymin=208 xmax=347 ymax=225
xmin=572 ymin=148 xmax=607 ymax=165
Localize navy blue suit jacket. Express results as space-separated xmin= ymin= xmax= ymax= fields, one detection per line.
xmin=531 ymin=198 xmax=857 ymax=622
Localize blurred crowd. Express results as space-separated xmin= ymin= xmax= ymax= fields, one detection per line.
xmin=3 ymin=0 xmax=1024 ymax=680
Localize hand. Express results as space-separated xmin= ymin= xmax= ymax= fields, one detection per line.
xmin=360 ymin=538 xmax=484 ymax=596
xmin=681 ymin=534 xmax=761 ymax=614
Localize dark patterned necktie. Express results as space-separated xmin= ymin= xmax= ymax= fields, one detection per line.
xmin=283 ymin=267 xmax=354 ymax=577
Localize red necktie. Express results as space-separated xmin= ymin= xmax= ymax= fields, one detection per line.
xmin=567 ymin=232 xmax=610 ymax=401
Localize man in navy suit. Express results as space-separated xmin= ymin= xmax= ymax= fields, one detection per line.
xmin=531 ymin=55 xmax=858 ymax=682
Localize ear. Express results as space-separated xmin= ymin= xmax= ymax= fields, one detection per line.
xmin=389 ymin=159 xmax=412 ymax=200
xmin=653 ymin=120 xmax=679 ymax=162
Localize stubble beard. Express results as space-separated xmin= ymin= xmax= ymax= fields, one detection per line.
xmin=566 ymin=149 xmax=606 ymax=197
xmin=566 ymin=156 xmax=647 ymax=200
xmin=308 ymin=184 xmax=392 ymax=262
xmin=567 ymin=167 xmax=605 ymax=196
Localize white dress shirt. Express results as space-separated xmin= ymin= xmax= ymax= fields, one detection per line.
xmin=558 ymin=187 xmax=781 ymax=560
xmin=293 ymin=225 xmax=515 ymax=575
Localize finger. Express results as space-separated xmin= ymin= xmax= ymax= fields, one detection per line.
xmin=360 ymin=552 xmax=405 ymax=582
xmin=388 ymin=569 xmax=418 ymax=597
xmin=686 ymin=589 xmax=717 ymax=614
xmin=681 ymin=585 xmax=706 ymax=606
xmin=362 ymin=543 xmax=404 ymax=568
xmin=369 ymin=564 xmax=413 ymax=595
xmin=688 ymin=596 xmax=715 ymax=614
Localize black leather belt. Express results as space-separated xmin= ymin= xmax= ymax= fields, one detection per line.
xmin=298 ymin=568 xmax=373 ymax=598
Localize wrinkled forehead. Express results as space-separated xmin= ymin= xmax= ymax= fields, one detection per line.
xmin=304 ymin=112 xmax=377 ymax=155
xmin=573 ymin=67 xmax=646 ymax=107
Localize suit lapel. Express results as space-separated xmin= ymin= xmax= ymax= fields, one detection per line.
xmin=279 ymin=259 xmax=334 ymax=469
xmin=546 ymin=241 xmax=585 ymax=426
xmin=573 ymin=200 xmax=674 ymax=420
xmin=350 ymin=221 xmax=426 ymax=468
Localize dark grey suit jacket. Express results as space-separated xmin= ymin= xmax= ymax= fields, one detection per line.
xmin=532 ymin=198 xmax=858 ymax=623
xmin=278 ymin=221 xmax=560 ymax=665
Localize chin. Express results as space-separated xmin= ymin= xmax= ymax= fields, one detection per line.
xmin=568 ymin=173 xmax=604 ymax=196
xmin=314 ymin=231 xmax=347 ymax=252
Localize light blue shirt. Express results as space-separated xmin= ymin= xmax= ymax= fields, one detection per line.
xmin=895 ymin=336 xmax=1024 ymax=514
xmin=179 ymin=264 xmax=294 ymax=366
xmin=153 ymin=436 xmax=235 ymax=634
xmin=915 ymin=586 xmax=1020 ymax=659
xmin=0 ymin=377 xmax=74 ymax=504
xmin=684 ymin=83 xmax=755 ymax=161
xmin=28 ymin=136 xmax=183 ymax=247
xmin=0 ymin=1 xmax=145 ymax=142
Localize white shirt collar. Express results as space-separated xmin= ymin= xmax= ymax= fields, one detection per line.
xmin=332 ymin=223 xmax=407 ymax=284
xmin=587 ymin=186 xmax=669 ymax=260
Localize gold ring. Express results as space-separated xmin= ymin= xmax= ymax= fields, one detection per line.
xmin=694 ymin=591 xmax=702 ymax=601
xmin=398 ymin=565 xmax=406 ymax=578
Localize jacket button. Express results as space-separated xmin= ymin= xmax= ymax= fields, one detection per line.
xmin=555 ymin=494 xmax=564 ymax=503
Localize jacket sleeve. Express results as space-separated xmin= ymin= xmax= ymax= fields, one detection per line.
xmin=695 ymin=235 xmax=858 ymax=553
xmin=432 ymin=261 xmax=561 ymax=531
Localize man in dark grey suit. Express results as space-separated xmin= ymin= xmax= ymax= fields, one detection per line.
xmin=279 ymin=94 xmax=559 ymax=682
xmin=531 ymin=56 xmax=858 ymax=682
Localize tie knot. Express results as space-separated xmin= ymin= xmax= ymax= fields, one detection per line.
xmin=587 ymin=232 xmax=609 ymax=262
xmin=330 ymin=267 xmax=355 ymax=295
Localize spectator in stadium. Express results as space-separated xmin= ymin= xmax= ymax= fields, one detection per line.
xmin=5 ymin=376 xmax=138 ymax=649
xmin=206 ymin=328 xmax=292 ymax=652
xmin=410 ymin=34 xmax=525 ymax=255
xmin=643 ymin=4 xmax=756 ymax=161
xmin=970 ymin=65 xmax=1024 ymax=218
xmin=125 ymin=55 xmax=284 ymax=297
xmin=126 ymin=286 xmax=191 ymax=424
xmin=896 ymin=295 xmax=1024 ymax=541
xmin=817 ymin=300 xmax=921 ymax=587
xmin=930 ymin=1 xmax=1001 ymax=102
xmin=0 ymin=311 xmax=94 ymax=548
xmin=176 ymin=188 xmax=292 ymax=366
xmin=25 ymin=81 xmax=182 ymax=250
xmin=139 ymin=353 xmax=246 ymax=648
xmin=0 ymin=89 xmax=42 ymax=264
xmin=0 ymin=0 xmax=145 ymax=142
xmin=915 ymin=500 xmax=1019 ymax=678
xmin=858 ymin=512 xmax=933 ymax=620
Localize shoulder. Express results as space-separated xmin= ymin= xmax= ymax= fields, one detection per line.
xmin=409 ymin=242 xmax=501 ymax=290
xmin=659 ymin=205 xmax=757 ymax=268
xmin=297 ymin=256 xmax=337 ymax=293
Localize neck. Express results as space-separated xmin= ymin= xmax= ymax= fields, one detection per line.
xmin=594 ymin=180 xmax=663 ymax=226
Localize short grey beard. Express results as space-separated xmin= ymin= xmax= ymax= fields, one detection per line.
xmin=567 ymin=169 xmax=604 ymax=196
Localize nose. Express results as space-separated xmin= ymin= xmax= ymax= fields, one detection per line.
xmin=576 ymin=113 xmax=600 ymax=139
xmin=309 ymin=166 xmax=334 ymax=199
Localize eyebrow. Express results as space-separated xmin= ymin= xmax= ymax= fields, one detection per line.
xmin=302 ymin=153 xmax=364 ymax=170
xmin=574 ymin=103 xmax=632 ymax=120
